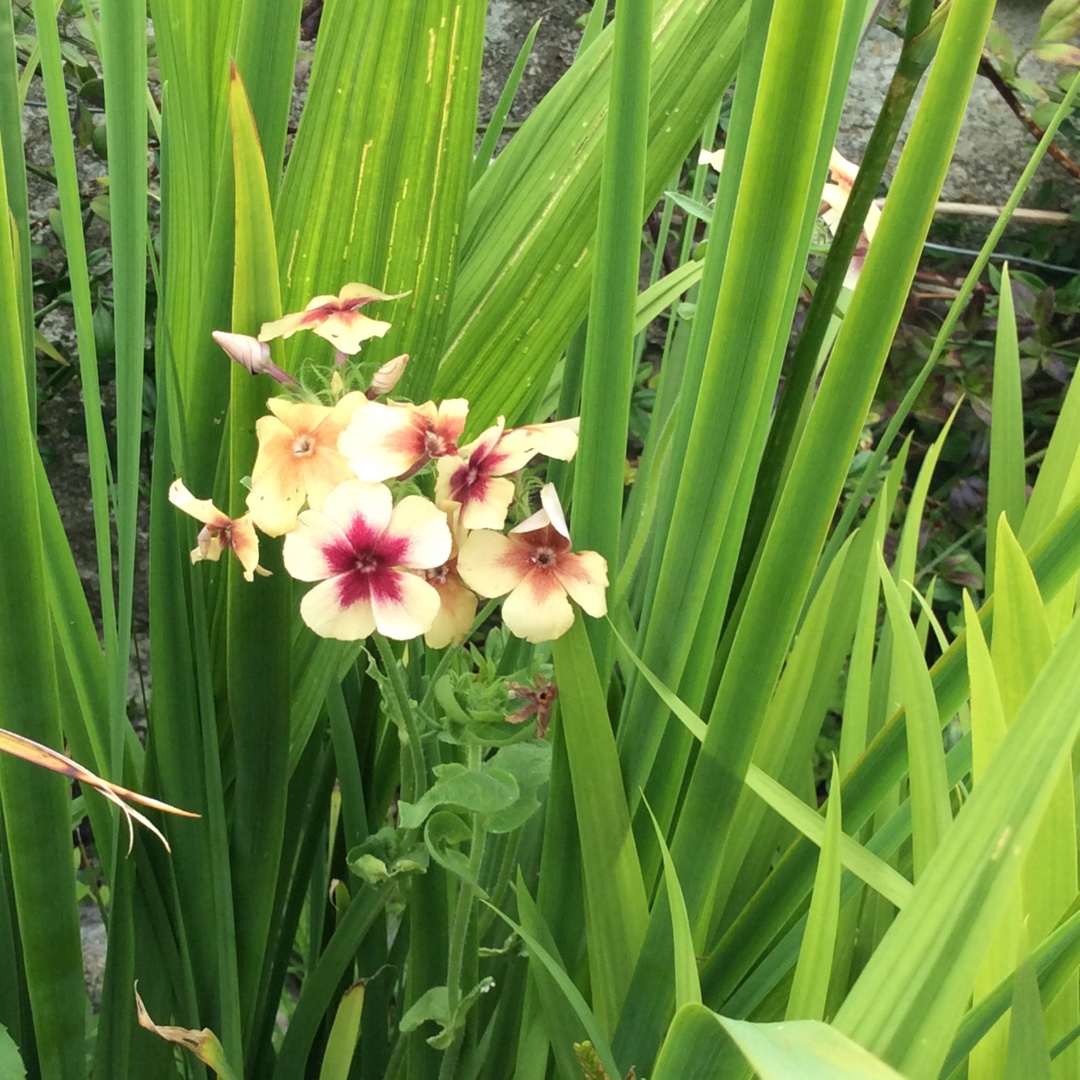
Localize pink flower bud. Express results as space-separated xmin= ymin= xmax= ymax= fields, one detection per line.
xmin=366 ymin=354 xmax=409 ymax=399
xmin=212 ymin=330 xmax=299 ymax=385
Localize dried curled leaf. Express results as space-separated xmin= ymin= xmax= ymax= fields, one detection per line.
xmin=0 ymin=729 xmax=199 ymax=853
xmin=135 ymin=988 xmax=239 ymax=1080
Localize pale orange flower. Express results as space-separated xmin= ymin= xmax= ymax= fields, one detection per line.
xmin=457 ymin=484 xmax=607 ymax=644
xmin=246 ymin=391 xmax=367 ymax=536
xmin=169 ymin=479 xmax=267 ymax=582
xmin=258 ymin=283 xmax=409 ymax=355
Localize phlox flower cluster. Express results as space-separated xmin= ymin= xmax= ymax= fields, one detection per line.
xmin=172 ymin=285 xmax=608 ymax=646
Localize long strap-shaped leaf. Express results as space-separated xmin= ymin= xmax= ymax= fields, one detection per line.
xmin=226 ymin=69 xmax=293 ymax=1058
xmin=0 ymin=102 xmax=86 ymax=1080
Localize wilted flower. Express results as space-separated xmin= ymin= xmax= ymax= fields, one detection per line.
xmin=258 ymin=283 xmax=409 ymax=355
xmin=283 ymin=480 xmax=451 ymax=641
xmin=246 ymin=391 xmax=366 ymax=537
xmin=435 ymin=416 xmax=579 ymax=531
xmin=211 ymin=330 xmax=298 ymax=385
xmin=367 ymin=354 xmax=409 ymax=398
xmin=457 ymin=483 xmax=607 ymax=643
xmin=419 ymin=503 xmax=478 ymax=649
xmin=506 ymin=675 xmax=558 ymax=738
xmin=340 ymin=398 xmax=468 ymax=483
xmin=168 ymin=479 xmax=267 ymax=582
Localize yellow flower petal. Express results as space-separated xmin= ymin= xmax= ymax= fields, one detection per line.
xmin=502 ymin=573 xmax=576 ymax=643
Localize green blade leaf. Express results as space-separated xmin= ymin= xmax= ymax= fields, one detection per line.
xmin=877 ymin=553 xmax=952 ymax=881
xmin=318 ymin=983 xmax=365 ymax=1080
xmin=986 ymin=264 xmax=1026 ymax=589
xmin=643 ymin=798 xmax=702 ymax=1010
xmin=787 ymin=759 xmax=843 ymax=1023
xmin=551 ymin=617 xmax=648 ymax=1035
xmin=274 ymin=0 xmax=486 ymax=397
xmin=225 ymin=64 xmax=292 ymax=1053
xmin=1003 ymin=941 xmax=1052 ymax=1080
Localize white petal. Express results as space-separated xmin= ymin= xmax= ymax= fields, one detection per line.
xmin=388 ymin=496 xmax=452 ymax=570
xmin=320 ymin=480 xmax=394 ymax=535
xmin=555 ymin=550 xmax=608 ymax=618
xmin=314 ymin=313 xmax=392 ymax=355
xmin=457 ymin=531 xmax=526 ymax=598
xmin=539 ymin=483 xmax=570 ymax=539
xmin=371 ymin=572 xmax=441 ymax=640
xmin=299 ymin=578 xmax=377 ymax=640
xmin=282 ymin=510 xmax=349 ymax=582
xmin=510 ymin=506 xmax=551 ymax=535
xmin=501 ymin=418 xmax=580 ymax=462
xmin=501 ymin=575 xmax=575 ymax=644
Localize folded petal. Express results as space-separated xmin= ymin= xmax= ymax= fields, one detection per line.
xmin=169 ymin=479 xmax=230 ymax=529
xmin=457 ymin=531 xmax=527 ymax=597
xmin=300 ymin=578 xmax=378 ymax=640
xmin=388 ymin=495 xmax=453 ymax=569
xmin=501 ymin=573 xmax=575 ymax=643
xmin=368 ymin=353 xmax=409 ymax=397
xmin=338 ymin=283 xmax=410 ymax=306
xmin=424 ymin=575 xmax=478 ymax=649
xmin=229 ymin=516 xmax=264 ymax=582
xmin=371 ymin=571 xmax=441 ymax=640
xmin=555 ymin=550 xmax=608 ymax=618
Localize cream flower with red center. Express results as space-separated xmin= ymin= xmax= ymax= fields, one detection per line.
xmin=435 ymin=416 xmax=580 ymax=531
xmin=820 ymin=148 xmax=881 ymax=290
xmin=283 ymin=480 xmax=451 ymax=641
xmin=258 ymin=283 xmax=409 ymax=356
xmin=168 ymin=480 xmax=267 ymax=582
xmin=419 ymin=503 xmax=478 ymax=649
xmin=339 ymin=398 xmax=468 ymax=483
xmin=247 ymin=391 xmax=366 ymax=537
xmin=457 ymin=484 xmax=607 ymax=644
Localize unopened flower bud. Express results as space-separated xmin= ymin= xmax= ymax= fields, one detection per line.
xmin=366 ymin=354 xmax=409 ymax=399
xmin=212 ymin=330 xmax=298 ymax=386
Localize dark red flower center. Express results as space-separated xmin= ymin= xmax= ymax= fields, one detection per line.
xmin=324 ymin=515 xmax=410 ymax=607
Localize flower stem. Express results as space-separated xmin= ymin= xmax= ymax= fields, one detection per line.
xmin=372 ymin=633 xmax=426 ymax=804
xmin=438 ymin=742 xmax=487 ymax=1080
